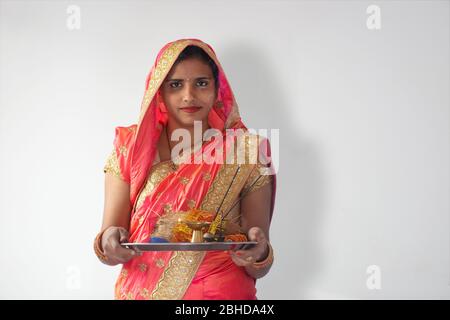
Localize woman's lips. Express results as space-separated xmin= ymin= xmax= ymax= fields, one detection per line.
xmin=180 ymin=106 xmax=202 ymax=113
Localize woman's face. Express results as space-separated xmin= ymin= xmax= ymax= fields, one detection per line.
xmin=160 ymin=57 xmax=217 ymax=129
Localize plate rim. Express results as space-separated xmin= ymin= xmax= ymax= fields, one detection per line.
xmin=121 ymin=241 xmax=258 ymax=247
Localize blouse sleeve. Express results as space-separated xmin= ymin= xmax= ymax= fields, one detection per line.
xmin=102 ymin=124 xmax=137 ymax=184
xmin=241 ymin=163 xmax=273 ymax=195
xmin=241 ymin=134 xmax=275 ymax=195
xmin=103 ymin=148 xmax=123 ymax=180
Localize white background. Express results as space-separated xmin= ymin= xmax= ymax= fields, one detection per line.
xmin=0 ymin=0 xmax=449 ymax=299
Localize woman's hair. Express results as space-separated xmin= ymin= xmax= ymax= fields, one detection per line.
xmin=174 ymin=45 xmax=219 ymax=90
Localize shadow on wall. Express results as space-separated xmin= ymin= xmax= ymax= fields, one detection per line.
xmin=220 ymin=40 xmax=326 ymax=299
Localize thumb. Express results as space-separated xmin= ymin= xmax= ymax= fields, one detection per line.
xmin=248 ymin=227 xmax=265 ymax=242
xmin=118 ymin=228 xmax=130 ymax=243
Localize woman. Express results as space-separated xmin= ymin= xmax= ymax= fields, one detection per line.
xmin=94 ymin=38 xmax=276 ymax=300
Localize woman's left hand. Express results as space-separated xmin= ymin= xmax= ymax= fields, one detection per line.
xmin=230 ymin=226 xmax=269 ymax=267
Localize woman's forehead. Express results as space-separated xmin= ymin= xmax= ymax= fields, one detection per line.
xmin=166 ymin=58 xmax=213 ymax=78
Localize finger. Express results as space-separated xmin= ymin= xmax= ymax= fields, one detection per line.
xmin=241 ymin=243 xmax=255 ymax=250
xmin=111 ymin=242 xmax=136 ymax=262
xmin=230 ymin=257 xmax=246 ymax=267
xmin=229 ymin=253 xmax=252 ymax=267
xmin=115 ymin=249 xmax=136 ymax=263
xmin=234 ymin=249 xmax=253 ymax=256
xmin=230 ymin=251 xmax=254 ymax=265
xmin=237 ymin=239 xmax=268 ymax=261
xmin=231 ymin=243 xmax=244 ymax=252
xmin=233 ymin=242 xmax=261 ymax=255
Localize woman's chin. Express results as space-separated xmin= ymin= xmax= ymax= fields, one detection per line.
xmin=177 ymin=117 xmax=209 ymax=128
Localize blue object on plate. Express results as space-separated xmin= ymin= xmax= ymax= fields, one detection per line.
xmin=150 ymin=237 xmax=169 ymax=243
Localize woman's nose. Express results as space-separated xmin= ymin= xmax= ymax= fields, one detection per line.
xmin=182 ymin=84 xmax=195 ymax=103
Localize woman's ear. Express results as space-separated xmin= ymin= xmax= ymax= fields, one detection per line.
xmin=214 ymin=88 xmax=223 ymax=109
xmin=157 ymin=91 xmax=168 ymax=113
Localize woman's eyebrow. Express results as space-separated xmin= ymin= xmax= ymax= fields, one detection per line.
xmin=164 ymin=76 xmax=211 ymax=82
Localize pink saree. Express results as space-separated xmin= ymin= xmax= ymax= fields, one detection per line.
xmin=104 ymin=39 xmax=276 ymax=300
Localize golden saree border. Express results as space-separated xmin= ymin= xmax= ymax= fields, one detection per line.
xmin=103 ymin=149 xmax=123 ymax=180
xmin=139 ymin=40 xmax=186 ymax=120
xmin=134 ymin=161 xmax=175 ymax=210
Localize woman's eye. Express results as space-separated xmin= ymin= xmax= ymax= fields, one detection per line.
xmin=197 ymin=80 xmax=208 ymax=87
xmin=169 ymin=82 xmax=181 ymax=88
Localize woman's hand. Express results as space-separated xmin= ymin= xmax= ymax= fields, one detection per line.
xmin=101 ymin=226 xmax=139 ymax=266
xmin=230 ymin=226 xmax=269 ymax=267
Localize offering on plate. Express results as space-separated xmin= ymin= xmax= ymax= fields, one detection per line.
xmin=150 ymin=208 xmax=247 ymax=243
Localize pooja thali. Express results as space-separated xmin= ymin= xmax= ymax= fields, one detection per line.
xmin=121 ymin=241 xmax=257 ymax=252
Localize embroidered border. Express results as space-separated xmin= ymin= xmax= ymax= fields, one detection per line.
xmin=150 ymin=251 xmax=204 ymax=300
xmin=135 ymin=161 xmax=175 ymax=210
xmin=103 ymin=149 xmax=124 ymax=180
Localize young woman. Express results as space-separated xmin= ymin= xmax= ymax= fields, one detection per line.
xmin=95 ymin=38 xmax=276 ymax=299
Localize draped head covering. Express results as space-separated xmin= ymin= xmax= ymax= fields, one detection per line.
xmin=128 ymin=38 xmax=248 ymax=207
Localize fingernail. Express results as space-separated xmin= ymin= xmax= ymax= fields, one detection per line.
xmin=131 ymin=251 xmax=135 ymax=255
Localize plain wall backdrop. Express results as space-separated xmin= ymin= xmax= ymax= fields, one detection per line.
xmin=0 ymin=0 xmax=449 ymax=299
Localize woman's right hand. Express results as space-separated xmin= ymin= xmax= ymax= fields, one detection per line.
xmin=101 ymin=226 xmax=139 ymax=266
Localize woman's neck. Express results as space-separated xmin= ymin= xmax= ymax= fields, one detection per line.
xmin=166 ymin=120 xmax=210 ymax=151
